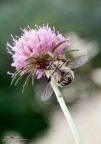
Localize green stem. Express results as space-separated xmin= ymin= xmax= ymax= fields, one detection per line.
xmin=45 ymin=71 xmax=82 ymax=144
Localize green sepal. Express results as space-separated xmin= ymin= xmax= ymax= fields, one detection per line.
xmin=63 ymin=49 xmax=79 ymax=53
xmin=47 ymin=51 xmax=54 ymax=58
xmin=25 ymin=56 xmax=37 ymax=62
xmin=11 ymin=63 xmax=34 ymax=86
xmin=22 ymin=72 xmax=32 ymax=93
xmin=25 ymin=55 xmax=47 ymax=63
xmin=14 ymin=67 xmax=33 ymax=86
xmin=51 ymin=40 xmax=67 ymax=53
xmin=10 ymin=68 xmax=23 ymax=86
xmin=32 ymin=72 xmax=36 ymax=86
xmin=15 ymin=72 xmax=26 ymax=86
xmin=25 ymin=40 xmax=68 ymax=63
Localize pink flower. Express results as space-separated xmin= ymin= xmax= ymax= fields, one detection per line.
xmin=7 ymin=25 xmax=68 ymax=79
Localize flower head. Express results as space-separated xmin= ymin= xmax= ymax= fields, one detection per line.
xmin=7 ymin=25 xmax=68 ymax=92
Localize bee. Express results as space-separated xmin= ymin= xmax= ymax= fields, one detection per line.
xmin=41 ymin=55 xmax=88 ymax=101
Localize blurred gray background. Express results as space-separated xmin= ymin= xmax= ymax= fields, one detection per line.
xmin=0 ymin=0 xmax=101 ymax=143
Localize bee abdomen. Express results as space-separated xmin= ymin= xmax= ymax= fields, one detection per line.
xmin=60 ymin=75 xmax=74 ymax=87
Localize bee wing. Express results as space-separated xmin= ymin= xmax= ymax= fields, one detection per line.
xmin=41 ymin=82 xmax=53 ymax=101
xmin=65 ymin=55 xmax=88 ymax=69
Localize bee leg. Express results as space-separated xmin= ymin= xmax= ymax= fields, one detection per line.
xmin=48 ymin=76 xmax=51 ymax=82
xmin=71 ymin=69 xmax=75 ymax=71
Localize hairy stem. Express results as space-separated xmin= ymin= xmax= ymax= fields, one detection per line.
xmin=45 ymin=71 xmax=82 ymax=144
